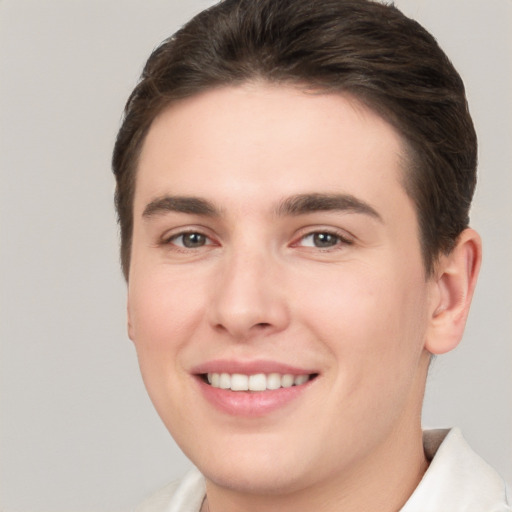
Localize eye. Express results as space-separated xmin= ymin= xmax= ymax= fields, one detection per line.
xmin=168 ymin=232 xmax=211 ymax=249
xmin=297 ymin=231 xmax=351 ymax=249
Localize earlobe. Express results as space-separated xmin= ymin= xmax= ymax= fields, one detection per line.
xmin=425 ymin=228 xmax=482 ymax=355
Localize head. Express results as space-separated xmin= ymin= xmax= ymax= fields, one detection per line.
xmin=113 ymin=0 xmax=481 ymax=507
xmin=113 ymin=0 xmax=477 ymax=281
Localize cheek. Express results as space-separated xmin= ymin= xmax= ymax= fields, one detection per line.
xmin=295 ymin=262 xmax=428 ymax=369
xmin=129 ymin=268 xmax=205 ymax=348
xmin=127 ymin=270 xmax=205 ymax=419
xmin=298 ymin=267 xmax=429 ymax=437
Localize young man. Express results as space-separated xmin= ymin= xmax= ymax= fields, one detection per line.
xmin=112 ymin=0 xmax=510 ymax=510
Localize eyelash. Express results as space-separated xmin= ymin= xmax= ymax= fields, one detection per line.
xmin=162 ymin=230 xmax=216 ymax=250
xmin=161 ymin=228 xmax=353 ymax=252
xmin=293 ymin=229 xmax=353 ymax=250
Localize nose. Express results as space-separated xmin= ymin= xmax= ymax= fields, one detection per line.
xmin=208 ymin=245 xmax=290 ymax=340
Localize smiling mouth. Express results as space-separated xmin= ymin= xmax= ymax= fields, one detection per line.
xmin=200 ymin=372 xmax=318 ymax=391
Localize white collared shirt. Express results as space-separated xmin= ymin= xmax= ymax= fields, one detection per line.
xmin=402 ymin=428 xmax=510 ymax=511
xmin=137 ymin=428 xmax=510 ymax=512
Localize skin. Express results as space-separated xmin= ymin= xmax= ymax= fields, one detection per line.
xmin=127 ymin=84 xmax=481 ymax=512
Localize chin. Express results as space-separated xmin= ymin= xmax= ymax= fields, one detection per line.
xmin=200 ymin=459 xmax=311 ymax=496
xmin=184 ymin=430 xmax=330 ymax=497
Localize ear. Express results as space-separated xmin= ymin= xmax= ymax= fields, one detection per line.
xmin=127 ymin=299 xmax=135 ymax=342
xmin=425 ymin=228 xmax=482 ymax=355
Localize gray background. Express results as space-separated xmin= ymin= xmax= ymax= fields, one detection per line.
xmin=0 ymin=1 xmax=510 ymax=510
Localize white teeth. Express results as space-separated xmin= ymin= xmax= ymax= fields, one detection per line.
xmin=294 ymin=374 xmax=309 ymax=386
xmin=231 ymin=373 xmax=249 ymax=391
xmin=206 ymin=372 xmax=312 ymax=391
xmin=248 ymin=373 xmax=266 ymax=391
xmin=281 ymin=374 xmax=294 ymax=388
xmin=266 ymin=373 xmax=282 ymax=390
xmin=219 ymin=373 xmax=231 ymax=389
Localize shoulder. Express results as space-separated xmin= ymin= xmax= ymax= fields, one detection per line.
xmin=402 ymin=428 xmax=511 ymax=512
xmin=135 ymin=468 xmax=206 ymax=512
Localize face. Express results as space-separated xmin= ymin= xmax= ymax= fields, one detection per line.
xmin=128 ymin=84 xmax=434 ymax=495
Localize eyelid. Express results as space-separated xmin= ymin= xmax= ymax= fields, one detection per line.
xmin=291 ymin=226 xmax=354 ymax=249
xmin=158 ymin=224 xmax=354 ymax=250
xmin=160 ymin=226 xmax=218 ymax=247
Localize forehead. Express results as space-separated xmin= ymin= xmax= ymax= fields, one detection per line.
xmin=135 ymin=84 xmax=409 ymax=218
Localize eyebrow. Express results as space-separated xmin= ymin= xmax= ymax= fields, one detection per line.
xmin=142 ymin=196 xmax=220 ymax=218
xmin=142 ymin=192 xmax=382 ymax=221
xmin=276 ymin=193 xmax=382 ymax=221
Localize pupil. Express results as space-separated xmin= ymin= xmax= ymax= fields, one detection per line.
xmin=314 ymin=233 xmax=337 ymax=247
xmin=183 ymin=233 xmax=205 ymax=248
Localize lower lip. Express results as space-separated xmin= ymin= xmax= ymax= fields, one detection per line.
xmin=196 ymin=377 xmax=314 ymax=417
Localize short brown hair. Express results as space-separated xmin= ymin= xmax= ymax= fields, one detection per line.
xmin=112 ymin=0 xmax=477 ymax=280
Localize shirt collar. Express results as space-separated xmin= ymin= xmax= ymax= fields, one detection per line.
xmin=401 ymin=427 xmax=510 ymax=511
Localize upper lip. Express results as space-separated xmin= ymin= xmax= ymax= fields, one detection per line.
xmin=191 ymin=359 xmax=317 ymax=376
